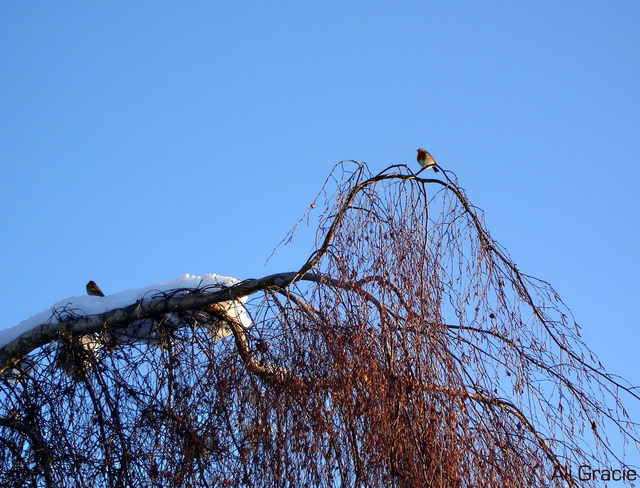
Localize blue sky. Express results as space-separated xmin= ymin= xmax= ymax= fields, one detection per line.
xmin=2 ymin=0 xmax=639 ymax=465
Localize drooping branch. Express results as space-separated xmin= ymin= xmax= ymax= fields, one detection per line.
xmin=0 ymin=417 xmax=54 ymax=488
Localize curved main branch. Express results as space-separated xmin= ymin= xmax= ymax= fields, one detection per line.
xmin=0 ymin=272 xmax=308 ymax=375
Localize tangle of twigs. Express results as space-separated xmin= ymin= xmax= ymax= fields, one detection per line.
xmin=0 ymin=161 xmax=637 ymax=487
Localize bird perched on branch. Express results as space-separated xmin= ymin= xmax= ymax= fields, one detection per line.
xmin=417 ymin=148 xmax=439 ymax=172
xmin=86 ymin=281 xmax=105 ymax=297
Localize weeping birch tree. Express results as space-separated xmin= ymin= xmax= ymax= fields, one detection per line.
xmin=0 ymin=161 xmax=638 ymax=487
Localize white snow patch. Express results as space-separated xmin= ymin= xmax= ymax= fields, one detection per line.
xmin=0 ymin=274 xmax=246 ymax=349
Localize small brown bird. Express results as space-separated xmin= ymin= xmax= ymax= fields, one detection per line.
xmin=86 ymin=281 xmax=105 ymax=297
xmin=417 ymin=148 xmax=439 ymax=172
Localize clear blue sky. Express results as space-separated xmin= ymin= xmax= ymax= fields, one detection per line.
xmin=2 ymin=0 xmax=639 ymax=464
